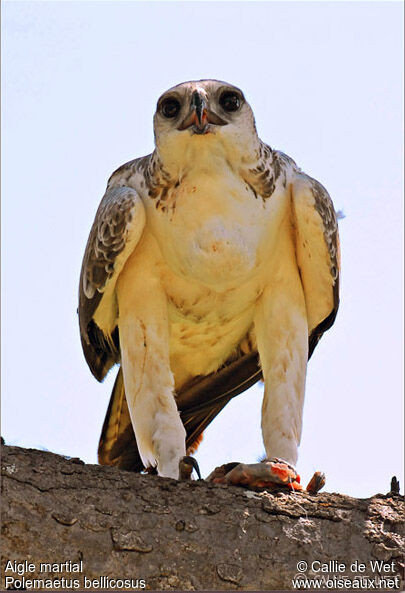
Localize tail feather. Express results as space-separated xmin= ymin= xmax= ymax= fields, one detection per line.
xmin=98 ymin=369 xmax=142 ymax=470
xmin=98 ymin=351 xmax=262 ymax=473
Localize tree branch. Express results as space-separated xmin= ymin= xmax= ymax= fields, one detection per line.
xmin=1 ymin=445 xmax=404 ymax=591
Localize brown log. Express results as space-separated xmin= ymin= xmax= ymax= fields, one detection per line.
xmin=1 ymin=444 xmax=404 ymax=591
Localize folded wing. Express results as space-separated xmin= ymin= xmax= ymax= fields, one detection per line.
xmin=79 ymin=183 xmax=146 ymax=381
xmin=290 ymin=172 xmax=340 ymax=357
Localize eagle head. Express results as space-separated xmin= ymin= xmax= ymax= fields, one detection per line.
xmin=153 ymin=79 xmax=261 ymax=171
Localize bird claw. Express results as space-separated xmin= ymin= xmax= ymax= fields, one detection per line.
xmin=178 ymin=455 xmax=202 ymax=480
xmin=207 ymin=460 xmax=325 ymax=494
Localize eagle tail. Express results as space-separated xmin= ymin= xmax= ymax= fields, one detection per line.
xmin=98 ymin=352 xmax=262 ymax=473
xmin=98 ymin=367 xmax=143 ymax=471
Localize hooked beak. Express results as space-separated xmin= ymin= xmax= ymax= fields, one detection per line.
xmin=178 ymin=91 xmax=227 ymax=134
xmin=191 ymin=91 xmax=205 ymax=127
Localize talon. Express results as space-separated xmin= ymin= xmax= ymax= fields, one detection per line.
xmin=178 ymin=455 xmax=202 ymax=480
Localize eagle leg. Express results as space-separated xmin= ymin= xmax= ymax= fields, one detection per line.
xmin=254 ymin=265 xmax=308 ymax=468
xmin=116 ymin=261 xmax=186 ymax=479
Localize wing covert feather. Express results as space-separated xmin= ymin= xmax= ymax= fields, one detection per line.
xmin=79 ymin=186 xmax=146 ymax=380
xmin=291 ymin=172 xmax=340 ymax=356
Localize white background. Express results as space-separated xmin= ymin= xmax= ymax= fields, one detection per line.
xmin=2 ymin=1 xmax=403 ymax=497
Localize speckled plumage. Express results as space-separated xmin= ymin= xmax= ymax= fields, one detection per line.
xmin=79 ymin=80 xmax=340 ymax=478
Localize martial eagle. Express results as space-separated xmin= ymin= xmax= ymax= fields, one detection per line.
xmin=79 ymin=80 xmax=339 ymax=481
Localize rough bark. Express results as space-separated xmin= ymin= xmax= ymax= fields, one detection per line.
xmin=1 ymin=444 xmax=404 ymax=591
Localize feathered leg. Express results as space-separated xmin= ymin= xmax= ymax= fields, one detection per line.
xmin=254 ymin=260 xmax=308 ymax=467
xmin=117 ymin=260 xmax=186 ymax=479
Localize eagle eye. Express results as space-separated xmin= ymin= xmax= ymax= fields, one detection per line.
xmin=160 ymin=97 xmax=181 ymax=119
xmin=219 ymin=91 xmax=241 ymax=113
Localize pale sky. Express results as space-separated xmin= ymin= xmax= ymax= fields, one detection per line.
xmin=2 ymin=1 xmax=403 ymax=498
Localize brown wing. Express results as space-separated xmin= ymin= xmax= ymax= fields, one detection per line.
xmin=98 ymin=352 xmax=262 ymax=472
xmin=79 ymin=182 xmax=146 ymax=381
xmin=291 ymin=172 xmax=340 ymax=357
